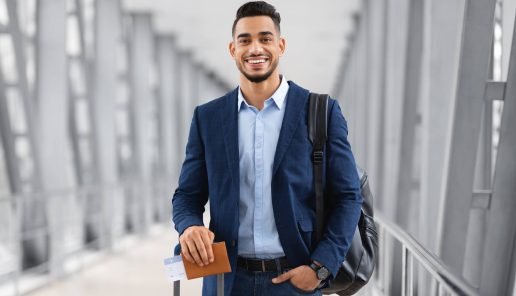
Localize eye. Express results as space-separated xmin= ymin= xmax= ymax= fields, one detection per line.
xmin=238 ymin=39 xmax=250 ymax=44
xmin=262 ymin=37 xmax=272 ymax=43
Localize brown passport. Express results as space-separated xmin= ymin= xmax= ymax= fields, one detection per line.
xmin=181 ymin=241 xmax=232 ymax=280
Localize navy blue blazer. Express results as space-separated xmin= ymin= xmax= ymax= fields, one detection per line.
xmin=172 ymin=81 xmax=362 ymax=295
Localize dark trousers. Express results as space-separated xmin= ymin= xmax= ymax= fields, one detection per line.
xmin=230 ymin=266 xmax=321 ymax=296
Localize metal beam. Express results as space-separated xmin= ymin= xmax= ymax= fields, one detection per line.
xmin=377 ymin=0 xmax=410 ymax=294
xmin=372 ymin=1 xmax=388 ymax=210
xmin=6 ymin=0 xmax=47 ymax=270
xmin=485 ymin=81 xmax=506 ymax=101
xmin=351 ymin=8 xmax=366 ymax=167
xmin=190 ymin=60 xmax=200 ymax=108
xmin=177 ymin=50 xmax=193 ymax=153
xmin=395 ymin=0 xmax=423 ymax=231
xmin=156 ymin=35 xmax=179 ymax=176
xmin=419 ymin=0 xmax=464 ymax=254
xmin=0 ymin=62 xmax=22 ymax=194
xmin=471 ymin=190 xmax=491 ymax=209
xmin=363 ymin=0 xmax=387 ymax=198
xmin=129 ymin=13 xmax=155 ymax=232
xmin=463 ymin=32 xmax=497 ymax=285
xmin=381 ymin=0 xmax=410 ymax=222
xmin=66 ymin=0 xmax=102 ymax=247
xmin=92 ymin=0 xmax=122 ymax=247
xmin=479 ymin=15 xmax=516 ymax=296
xmin=36 ymin=0 xmax=70 ymax=275
xmin=156 ymin=34 xmax=180 ymax=222
xmin=437 ymin=0 xmax=497 ymax=273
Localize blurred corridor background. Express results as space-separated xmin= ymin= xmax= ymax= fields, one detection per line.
xmin=0 ymin=0 xmax=516 ymax=295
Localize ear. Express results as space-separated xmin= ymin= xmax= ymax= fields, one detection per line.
xmin=229 ymin=41 xmax=235 ymax=58
xmin=279 ymin=37 xmax=286 ymax=56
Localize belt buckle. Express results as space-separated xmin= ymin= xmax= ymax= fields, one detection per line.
xmin=261 ymin=260 xmax=266 ymax=272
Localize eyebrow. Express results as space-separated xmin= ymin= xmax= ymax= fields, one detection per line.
xmin=236 ymin=31 xmax=274 ymax=39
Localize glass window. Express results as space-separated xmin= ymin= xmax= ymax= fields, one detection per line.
xmin=75 ymin=99 xmax=90 ymax=134
xmin=81 ymin=0 xmax=96 ymax=59
xmin=6 ymin=87 xmax=27 ymax=134
xmin=0 ymin=135 xmax=16 ymax=278
xmin=67 ymin=15 xmax=81 ymax=56
xmin=0 ymin=0 xmax=9 ymax=26
xmin=491 ymin=0 xmax=505 ymax=172
xmin=0 ymin=35 xmax=18 ymax=84
xmin=0 ymin=136 xmax=10 ymax=196
xmin=15 ymin=138 xmax=33 ymax=180
xmin=69 ymin=59 xmax=86 ymax=95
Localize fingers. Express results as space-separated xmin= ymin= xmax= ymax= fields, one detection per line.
xmin=179 ymin=240 xmax=194 ymax=264
xmin=286 ymin=266 xmax=321 ymax=291
xmin=179 ymin=226 xmax=215 ymax=267
xmin=193 ymin=233 xmax=210 ymax=266
xmin=186 ymin=239 xmax=204 ymax=266
xmin=272 ymin=269 xmax=293 ymax=284
xmin=201 ymin=231 xmax=215 ymax=263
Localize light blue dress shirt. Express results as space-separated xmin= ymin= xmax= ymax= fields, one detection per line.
xmin=237 ymin=77 xmax=290 ymax=259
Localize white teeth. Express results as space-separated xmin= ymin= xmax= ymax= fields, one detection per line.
xmin=247 ymin=59 xmax=266 ymax=64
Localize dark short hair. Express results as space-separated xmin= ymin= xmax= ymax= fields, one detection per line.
xmin=232 ymin=1 xmax=281 ymax=36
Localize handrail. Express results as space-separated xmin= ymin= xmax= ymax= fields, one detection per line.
xmin=374 ymin=213 xmax=479 ymax=296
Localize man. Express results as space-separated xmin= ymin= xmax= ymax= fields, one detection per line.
xmin=172 ymin=2 xmax=362 ymax=295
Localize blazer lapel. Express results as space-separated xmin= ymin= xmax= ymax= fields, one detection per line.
xmin=272 ymin=82 xmax=310 ymax=175
xmin=222 ymin=88 xmax=240 ymax=184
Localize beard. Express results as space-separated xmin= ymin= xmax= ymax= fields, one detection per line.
xmin=237 ymin=57 xmax=279 ymax=83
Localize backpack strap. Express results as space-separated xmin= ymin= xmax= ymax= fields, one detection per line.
xmin=308 ymin=93 xmax=329 ymax=243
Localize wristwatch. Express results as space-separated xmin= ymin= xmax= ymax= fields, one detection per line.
xmin=309 ymin=262 xmax=330 ymax=281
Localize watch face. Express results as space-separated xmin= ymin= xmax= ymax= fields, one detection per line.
xmin=317 ymin=267 xmax=330 ymax=280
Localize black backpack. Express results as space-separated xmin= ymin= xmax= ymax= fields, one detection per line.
xmin=309 ymin=93 xmax=378 ymax=295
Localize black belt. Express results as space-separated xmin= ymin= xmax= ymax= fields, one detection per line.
xmin=237 ymin=256 xmax=290 ymax=272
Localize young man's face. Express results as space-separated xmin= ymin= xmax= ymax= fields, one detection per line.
xmin=229 ymin=16 xmax=285 ymax=83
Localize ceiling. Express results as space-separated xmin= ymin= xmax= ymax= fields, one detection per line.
xmin=123 ymin=0 xmax=362 ymax=95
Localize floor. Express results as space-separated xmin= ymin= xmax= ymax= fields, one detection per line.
xmin=26 ymin=225 xmax=202 ymax=296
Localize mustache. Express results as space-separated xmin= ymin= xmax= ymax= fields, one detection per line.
xmin=244 ymin=54 xmax=270 ymax=59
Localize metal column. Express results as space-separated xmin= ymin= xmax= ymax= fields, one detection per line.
xmin=437 ymin=0 xmax=496 ymax=273
xmin=92 ymin=0 xmax=122 ymax=247
xmin=173 ymin=48 xmax=185 ymax=170
xmin=381 ymin=0 xmax=410 ymax=222
xmin=156 ymin=35 xmax=180 ymax=221
xmin=419 ymin=0 xmax=464 ymax=253
xmin=66 ymin=0 xmax=103 ymax=249
xmin=354 ymin=11 xmax=367 ymax=167
xmin=178 ymin=50 xmax=194 ymax=153
xmin=128 ymin=13 xmax=155 ymax=233
xmin=2 ymin=0 xmax=46 ymax=270
xmin=364 ymin=0 xmax=387 ymax=198
xmin=36 ymin=0 xmax=74 ymax=275
xmin=479 ymin=14 xmax=516 ymax=296
xmin=395 ymin=0 xmax=423 ymax=233
xmin=382 ymin=1 xmax=410 ymax=294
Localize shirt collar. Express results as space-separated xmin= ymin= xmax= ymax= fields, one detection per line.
xmin=238 ymin=76 xmax=289 ymax=112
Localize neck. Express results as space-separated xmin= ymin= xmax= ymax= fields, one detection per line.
xmin=239 ymin=73 xmax=281 ymax=110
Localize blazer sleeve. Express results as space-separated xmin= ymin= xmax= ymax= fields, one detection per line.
xmin=310 ymin=99 xmax=363 ymax=278
xmin=172 ymin=107 xmax=209 ymax=236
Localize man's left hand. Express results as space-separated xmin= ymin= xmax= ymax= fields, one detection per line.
xmin=272 ymin=265 xmax=321 ymax=292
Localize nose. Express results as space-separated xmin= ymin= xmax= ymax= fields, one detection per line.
xmin=248 ymin=40 xmax=264 ymax=55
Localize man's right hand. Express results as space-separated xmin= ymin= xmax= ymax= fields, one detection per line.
xmin=179 ymin=226 xmax=215 ymax=267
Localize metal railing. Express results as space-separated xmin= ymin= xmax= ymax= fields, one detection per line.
xmin=373 ymin=214 xmax=479 ymax=296
xmin=0 ymin=178 xmax=172 ymax=296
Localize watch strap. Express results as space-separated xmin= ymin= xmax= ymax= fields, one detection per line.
xmin=309 ymin=262 xmax=320 ymax=273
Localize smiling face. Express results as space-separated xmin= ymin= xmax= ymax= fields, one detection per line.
xmin=229 ymin=16 xmax=285 ymax=83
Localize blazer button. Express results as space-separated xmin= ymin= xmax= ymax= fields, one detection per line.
xmin=231 ymin=240 xmax=236 ymax=247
